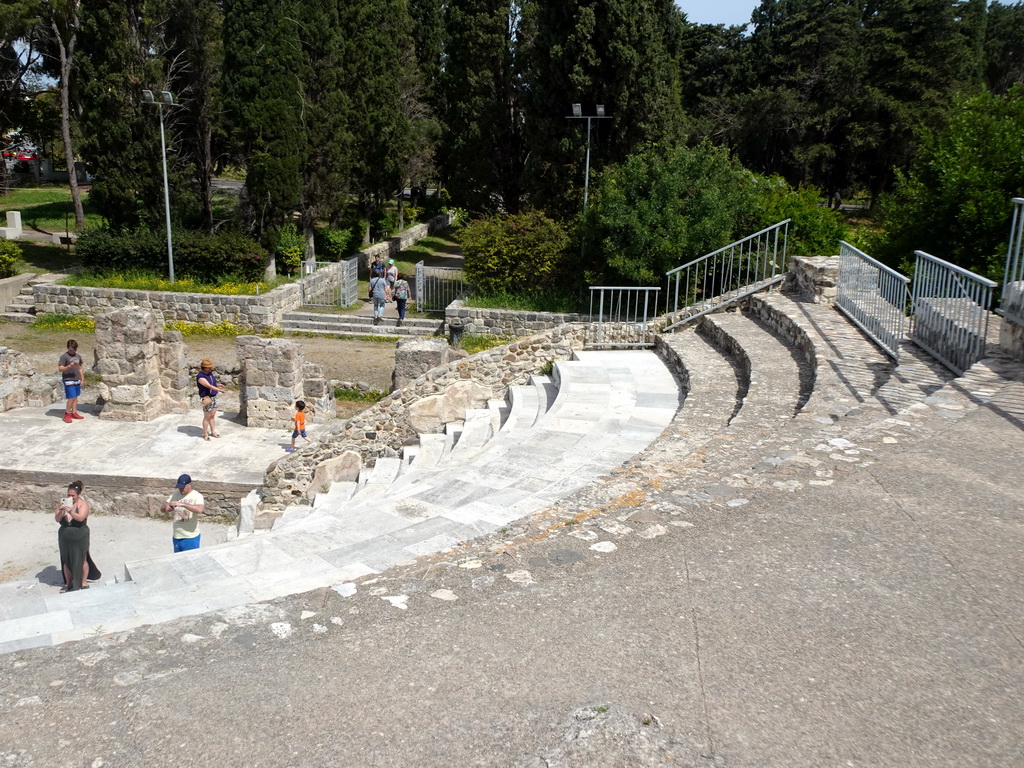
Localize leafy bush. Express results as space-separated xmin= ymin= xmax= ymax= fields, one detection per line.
xmin=0 ymin=241 xmax=20 ymax=278
xmin=370 ymin=208 xmax=399 ymax=242
xmin=585 ymin=143 xmax=748 ymax=285
xmin=76 ymin=228 xmax=268 ymax=283
xmin=333 ymin=387 xmax=388 ymax=403
xmin=460 ymin=210 xmax=572 ymax=296
xmin=314 ymin=224 xmax=359 ymax=261
xmin=275 ymin=224 xmax=304 ymax=275
xmin=739 ymin=175 xmax=846 ymax=258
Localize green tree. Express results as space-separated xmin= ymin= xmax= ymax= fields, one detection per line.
xmin=584 ymin=143 xmax=748 ymax=285
xmin=162 ymin=0 xmax=225 ymax=232
xmin=523 ymin=0 xmax=687 ymax=215
xmin=76 ymin=0 xmax=164 ymax=231
xmin=984 ymin=1 xmax=1024 ymax=95
xmin=876 ymin=87 xmax=1024 ymax=278
xmin=461 ymin=209 xmax=572 ymax=294
xmin=222 ymin=0 xmax=305 ymax=241
xmin=439 ymin=0 xmax=527 ymax=214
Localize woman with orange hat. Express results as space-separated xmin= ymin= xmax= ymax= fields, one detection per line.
xmin=196 ymin=359 xmax=226 ymax=440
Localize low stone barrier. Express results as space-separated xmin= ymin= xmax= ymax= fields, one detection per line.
xmin=256 ymin=324 xmax=589 ymax=521
xmin=0 ymin=347 xmax=61 ymax=410
xmin=30 ymin=213 xmax=456 ymax=330
xmin=446 ymin=300 xmax=583 ymax=338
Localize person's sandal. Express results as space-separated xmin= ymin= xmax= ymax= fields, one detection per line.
xmin=211 ymin=433 xmax=221 ymax=438
xmin=203 ymin=434 xmax=210 ymax=441
xmin=59 ymin=586 xmax=73 ymax=593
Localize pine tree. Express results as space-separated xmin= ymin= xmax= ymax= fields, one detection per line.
xmin=985 ymin=1 xmax=1024 ymax=94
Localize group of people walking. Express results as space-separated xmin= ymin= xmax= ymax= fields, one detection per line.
xmin=369 ymin=255 xmax=411 ymax=326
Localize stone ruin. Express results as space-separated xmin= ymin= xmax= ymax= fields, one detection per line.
xmin=237 ymin=336 xmax=336 ymax=429
xmin=93 ymin=307 xmax=191 ymax=421
xmin=391 ymin=337 xmax=467 ymax=392
xmin=0 ymin=346 xmax=61 ymax=410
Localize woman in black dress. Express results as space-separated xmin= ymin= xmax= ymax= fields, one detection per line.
xmin=56 ymin=480 xmax=90 ymax=592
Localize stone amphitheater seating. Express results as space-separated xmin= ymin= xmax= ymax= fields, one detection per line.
xmin=2 ymin=287 xmax=1020 ymax=654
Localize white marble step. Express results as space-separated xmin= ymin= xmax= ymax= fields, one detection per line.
xmin=500 ymin=384 xmax=539 ymax=434
xmin=408 ymin=433 xmax=448 ymax=469
xmin=447 ymin=409 xmax=493 ymax=461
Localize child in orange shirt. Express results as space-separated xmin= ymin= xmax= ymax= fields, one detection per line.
xmin=286 ymin=400 xmax=313 ymax=452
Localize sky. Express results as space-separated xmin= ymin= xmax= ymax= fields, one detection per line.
xmin=677 ymin=0 xmax=760 ymax=27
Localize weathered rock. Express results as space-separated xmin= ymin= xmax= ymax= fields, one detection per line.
xmin=94 ymin=308 xmax=190 ymax=421
xmin=0 ymin=346 xmax=61 ymax=410
xmin=307 ymin=451 xmax=362 ymax=499
xmin=392 ymin=337 xmax=456 ymax=392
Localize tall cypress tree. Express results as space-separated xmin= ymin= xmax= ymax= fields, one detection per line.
xmin=438 ymin=0 xmax=528 ymax=214
xmin=222 ymin=0 xmax=305 ymax=240
xmin=76 ymin=0 xmax=163 ymax=231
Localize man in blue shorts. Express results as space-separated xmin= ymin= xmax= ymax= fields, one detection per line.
xmin=58 ymin=339 xmax=84 ymax=423
xmin=161 ymin=474 xmax=206 ymax=552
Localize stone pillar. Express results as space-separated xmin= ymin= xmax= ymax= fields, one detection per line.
xmin=391 ymin=337 xmax=466 ymax=392
xmin=238 ymin=336 xmax=335 ymax=428
xmin=93 ymin=308 xmax=190 ymax=421
xmin=784 ymin=256 xmax=840 ymax=304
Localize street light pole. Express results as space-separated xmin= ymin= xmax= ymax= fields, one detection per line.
xmin=143 ymin=89 xmax=176 ymax=283
xmin=566 ymin=103 xmax=610 ymax=219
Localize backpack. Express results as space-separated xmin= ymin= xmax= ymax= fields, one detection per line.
xmin=394 ymin=281 xmax=409 ymax=300
xmin=371 ymin=260 xmax=385 ymax=277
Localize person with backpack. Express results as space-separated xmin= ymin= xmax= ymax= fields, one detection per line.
xmin=392 ymin=272 xmax=411 ymax=327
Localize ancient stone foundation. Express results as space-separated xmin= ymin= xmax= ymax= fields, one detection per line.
xmin=391 ymin=337 xmax=467 ymax=392
xmin=785 ymin=255 xmax=839 ymax=304
xmin=94 ymin=308 xmax=191 ymax=421
xmin=237 ymin=336 xmax=336 ymax=429
xmin=0 ymin=347 xmax=61 ymax=410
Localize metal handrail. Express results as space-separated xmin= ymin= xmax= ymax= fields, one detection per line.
xmin=665 ymin=219 xmax=790 ymax=330
xmin=588 ymin=286 xmax=661 ymax=348
xmin=999 ymin=197 xmax=1024 ymax=326
xmin=911 ymin=250 xmax=996 ymax=375
xmin=835 ymin=241 xmax=910 ymax=361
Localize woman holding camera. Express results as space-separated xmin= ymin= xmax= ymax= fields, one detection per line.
xmin=55 ymin=480 xmax=90 ymax=593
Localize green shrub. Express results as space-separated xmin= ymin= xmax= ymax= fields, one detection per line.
xmin=460 ymin=210 xmax=572 ymax=296
xmin=457 ymin=334 xmax=513 ymax=355
xmin=333 ymin=387 xmax=388 ymax=403
xmin=0 ymin=241 xmax=20 ymax=278
xmin=314 ymin=224 xmax=359 ymax=261
xmin=465 ymin=289 xmax=579 ymax=313
xmin=739 ymin=175 xmax=846 ymax=258
xmin=275 ymin=225 xmax=304 ymax=276
xmin=75 ymin=228 xmax=267 ymax=283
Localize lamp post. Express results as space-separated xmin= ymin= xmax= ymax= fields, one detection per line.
xmin=566 ymin=103 xmax=610 ymax=218
xmin=142 ymin=89 xmax=176 ymax=283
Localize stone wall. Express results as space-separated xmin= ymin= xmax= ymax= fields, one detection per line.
xmin=29 ymin=213 xmax=456 ymax=330
xmin=391 ymin=337 xmax=468 ymax=391
xmin=784 ymin=256 xmax=840 ymax=304
xmin=0 ymin=347 xmax=61 ymax=410
xmin=237 ymin=336 xmax=336 ymax=429
xmin=93 ymin=308 xmax=191 ymax=421
xmin=257 ymin=324 xmax=589 ymax=519
xmin=446 ymin=300 xmax=583 ymax=338
xmin=358 ymin=213 xmax=456 ymax=272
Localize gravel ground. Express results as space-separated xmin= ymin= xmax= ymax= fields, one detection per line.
xmin=0 ymin=322 xmax=399 ymax=419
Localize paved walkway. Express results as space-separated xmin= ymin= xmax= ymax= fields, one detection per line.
xmin=0 ymin=296 xmax=1022 ymax=766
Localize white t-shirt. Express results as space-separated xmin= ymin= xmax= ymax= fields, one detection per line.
xmin=168 ymin=489 xmax=204 ymax=539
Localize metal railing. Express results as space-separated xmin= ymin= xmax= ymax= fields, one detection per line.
xmin=999 ymin=197 xmax=1024 ymax=326
xmin=587 ymin=286 xmax=661 ymax=348
xmin=835 ymin=241 xmax=910 ymax=361
xmin=910 ymin=250 xmax=997 ymax=375
xmin=415 ymin=261 xmax=466 ymax=312
xmin=300 ymin=257 xmax=359 ymax=307
xmin=665 ymin=219 xmax=790 ymax=330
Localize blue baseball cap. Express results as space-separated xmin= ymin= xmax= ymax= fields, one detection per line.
xmin=176 ymin=474 xmax=192 ymax=489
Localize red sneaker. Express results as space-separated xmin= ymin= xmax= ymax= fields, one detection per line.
xmin=63 ymin=413 xmax=73 ymax=423
xmin=70 ymin=412 xmax=84 ymax=420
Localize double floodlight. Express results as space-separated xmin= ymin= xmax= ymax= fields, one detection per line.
xmin=142 ymin=90 xmax=174 ymax=106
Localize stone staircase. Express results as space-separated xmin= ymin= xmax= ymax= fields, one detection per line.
xmin=280 ymin=310 xmax=445 ymax=338
xmin=0 ymin=273 xmax=64 ymax=323
xmin=2 ymin=287 xmax=1022 ymax=655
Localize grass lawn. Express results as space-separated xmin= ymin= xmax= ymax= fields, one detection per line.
xmin=0 ymin=187 xmax=103 ymax=232
xmin=15 ymin=242 xmax=81 ymax=274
